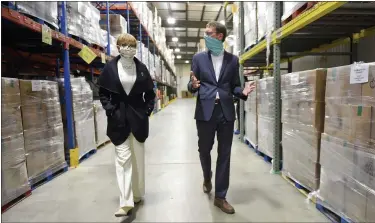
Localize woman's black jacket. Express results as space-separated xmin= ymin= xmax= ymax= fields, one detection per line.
xmin=99 ymin=56 xmax=156 ymax=145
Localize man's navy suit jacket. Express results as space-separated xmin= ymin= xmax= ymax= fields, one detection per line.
xmin=187 ymin=51 xmax=247 ymax=122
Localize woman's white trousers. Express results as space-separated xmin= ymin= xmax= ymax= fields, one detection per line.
xmin=115 ymin=133 xmax=145 ymax=208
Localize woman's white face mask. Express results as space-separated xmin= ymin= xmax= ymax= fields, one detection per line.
xmin=119 ymin=45 xmax=137 ymax=59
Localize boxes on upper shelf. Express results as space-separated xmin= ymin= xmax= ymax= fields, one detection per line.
xmin=257 ymin=2 xmax=275 ymax=41
xmin=1 ymin=78 xmax=30 ymax=206
xmin=100 ymin=14 xmax=128 ymax=39
xmin=16 ymin=2 xmax=58 ymax=28
xmin=66 ymin=2 xmax=102 ymax=46
xmin=244 ymin=2 xmax=258 ymax=49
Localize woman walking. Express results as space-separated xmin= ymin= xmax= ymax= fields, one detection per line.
xmin=99 ymin=33 xmax=156 ymax=217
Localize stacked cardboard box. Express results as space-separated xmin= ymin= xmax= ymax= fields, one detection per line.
xmin=59 ymin=77 xmax=96 ymax=159
xmin=257 ymin=77 xmax=275 ymax=158
xmin=66 ymin=2 xmax=102 ymax=46
xmin=245 ymin=81 xmax=258 ymax=146
xmin=100 ymin=14 xmax=128 ymax=39
xmin=93 ymin=100 xmax=109 ymax=146
xmin=281 ymin=69 xmax=327 ymax=190
xmin=19 ymin=80 xmax=66 ymax=185
xmin=1 ymin=78 xmax=30 ymax=206
xmin=319 ymin=63 xmax=375 ymax=222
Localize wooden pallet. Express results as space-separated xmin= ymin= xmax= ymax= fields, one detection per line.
xmin=281 ymin=172 xmax=316 ymax=203
xmin=2 ymin=190 xmax=32 ymax=213
xmin=30 ymin=164 xmax=69 ymax=190
xmin=316 ymin=199 xmax=352 ymax=223
xmin=282 ymin=2 xmax=318 ymax=26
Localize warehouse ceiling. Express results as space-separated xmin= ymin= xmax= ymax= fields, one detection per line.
xmin=149 ymin=2 xmax=232 ymax=64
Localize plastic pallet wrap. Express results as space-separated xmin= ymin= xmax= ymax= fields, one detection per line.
xmin=257 ymin=2 xmax=275 ymax=41
xmin=66 ymin=2 xmax=102 ymax=46
xmin=59 ymin=77 xmax=96 ymax=159
xmin=244 ymin=2 xmax=258 ymax=49
xmin=320 ymin=134 xmax=375 ymax=222
xmin=93 ymin=100 xmax=109 ymax=146
xmin=19 ymin=80 xmax=66 ymax=185
xmin=257 ymin=77 xmax=275 ymax=157
xmin=1 ymin=78 xmax=30 ymax=206
xmin=281 ymin=69 xmax=327 ymax=190
xmin=282 ymin=2 xmax=307 ymax=22
xmin=316 ymin=62 xmax=375 ymax=222
xmin=16 ymin=2 xmax=58 ymax=28
xmin=245 ymin=81 xmax=258 ymax=146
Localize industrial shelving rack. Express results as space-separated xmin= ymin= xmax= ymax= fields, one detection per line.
xmin=235 ymin=1 xmax=375 ymax=173
xmin=1 ymin=1 xmax=177 ymax=167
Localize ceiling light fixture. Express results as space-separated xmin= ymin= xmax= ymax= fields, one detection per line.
xmin=167 ymin=17 xmax=176 ymax=24
xmin=220 ymin=20 xmax=225 ymax=25
xmin=172 ymin=37 xmax=178 ymax=42
xmin=185 ymin=60 xmax=189 ymax=63
xmin=177 ymin=55 xmax=182 ymax=59
xmin=175 ymin=48 xmax=180 ymax=52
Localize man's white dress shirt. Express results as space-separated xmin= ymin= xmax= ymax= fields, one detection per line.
xmin=211 ymin=50 xmax=224 ymax=99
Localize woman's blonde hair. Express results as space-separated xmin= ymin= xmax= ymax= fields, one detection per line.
xmin=117 ymin=33 xmax=137 ymax=47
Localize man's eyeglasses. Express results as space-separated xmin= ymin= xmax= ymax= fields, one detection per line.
xmin=204 ymin=31 xmax=217 ymax=37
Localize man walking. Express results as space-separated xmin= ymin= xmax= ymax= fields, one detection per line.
xmin=187 ymin=21 xmax=255 ymax=214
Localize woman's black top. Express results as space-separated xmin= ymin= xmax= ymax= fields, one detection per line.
xmin=99 ymin=56 xmax=156 ymax=145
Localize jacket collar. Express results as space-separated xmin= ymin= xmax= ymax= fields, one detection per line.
xmin=99 ymin=56 xmax=143 ymax=95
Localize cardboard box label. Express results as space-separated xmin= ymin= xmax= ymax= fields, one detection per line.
xmin=350 ymin=63 xmax=369 ymax=84
xmin=31 ymin=81 xmax=42 ymax=91
xmin=42 ymin=24 xmax=52 ymax=45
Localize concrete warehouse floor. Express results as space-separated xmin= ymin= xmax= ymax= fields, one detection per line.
xmin=2 ymin=99 xmax=328 ymax=222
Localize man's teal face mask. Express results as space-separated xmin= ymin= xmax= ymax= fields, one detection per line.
xmin=204 ymin=35 xmax=224 ymax=56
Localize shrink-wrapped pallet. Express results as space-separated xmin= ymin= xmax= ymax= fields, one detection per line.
xmin=257 ymin=77 xmax=275 ymax=157
xmin=19 ymin=80 xmax=66 ymax=185
xmin=59 ymin=77 xmax=96 ymax=159
xmin=317 ymin=62 xmax=375 ymax=222
xmin=281 ymin=69 xmax=327 ymax=190
xmin=1 ymin=78 xmax=30 ymax=206
xmin=245 ymin=81 xmax=257 ymax=146
xmin=66 ymin=2 xmax=102 ymax=46
xmin=16 ymin=2 xmax=58 ymax=28
xmin=93 ymin=100 xmax=109 ymax=146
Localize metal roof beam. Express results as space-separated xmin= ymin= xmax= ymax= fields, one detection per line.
xmin=162 ymin=20 xmax=209 ymax=28
xmin=166 ymin=36 xmax=201 ymax=42
xmin=169 ymin=47 xmax=197 ymax=52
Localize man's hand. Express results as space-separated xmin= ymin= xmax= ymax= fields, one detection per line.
xmin=191 ymin=71 xmax=200 ymax=89
xmin=242 ymin=81 xmax=256 ymax=96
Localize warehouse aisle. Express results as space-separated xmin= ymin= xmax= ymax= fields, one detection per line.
xmin=2 ymin=99 xmax=328 ymax=222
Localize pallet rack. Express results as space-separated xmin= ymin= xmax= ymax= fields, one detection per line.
xmin=235 ymin=1 xmax=375 ymax=173
xmin=1 ymin=1 xmax=177 ymax=168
